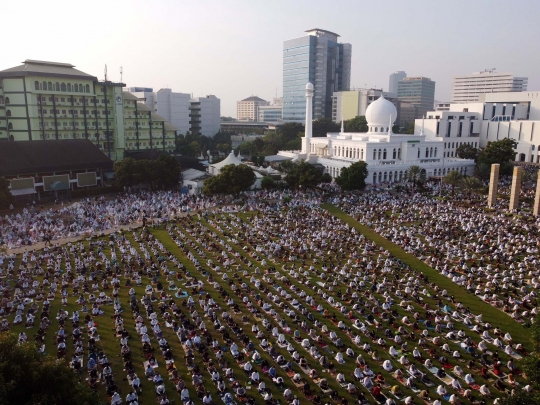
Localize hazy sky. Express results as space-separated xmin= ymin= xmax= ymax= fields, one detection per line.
xmin=4 ymin=0 xmax=540 ymax=117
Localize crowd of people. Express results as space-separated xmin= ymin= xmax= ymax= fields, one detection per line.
xmin=333 ymin=186 xmax=540 ymax=323
xmin=0 ymin=178 xmax=537 ymax=404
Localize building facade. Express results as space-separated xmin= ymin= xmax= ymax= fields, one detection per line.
xmin=451 ymin=70 xmax=528 ymax=103
xmin=283 ymin=29 xmax=351 ymax=123
xmin=129 ymin=87 xmax=190 ymax=135
xmin=417 ymin=91 xmax=540 ymax=163
xmin=237 ymin=96 xmax=269 ymax=121
xmin=0 ymin=60 xmax=177 ymax=160
xmin=397 ymin=76 xmax=435 ymax=119
xmin=389 ymin=71 xmax=406 ymax=94
xmin=258 ymin=105 xmax=282 ymax=122
xmin=331 ymin=89 xmax=399 ymax=123
xmin=189 ymin=95 xmax=220 ymax=137
xmin=277 ymin=83 xmax=474 ymax=184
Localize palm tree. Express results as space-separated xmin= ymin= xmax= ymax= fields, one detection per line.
xmin=474 ymin=163 xmax=491 ymax=181
xmin=460 ymin=176 xmax=483 ymax=199
xmin=406 ymin=165 xmax=425 ymax=192
xmin=443 ymin=170 xmax=462 ymax=196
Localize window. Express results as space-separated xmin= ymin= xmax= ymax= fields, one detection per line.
xmin=56 ymin=82 xmax=60 ymax=91
xmin=425 ymin=148 xmax=429 ymax=158
xmin=8 ymin=123 xmax=12 ymax=130
xmin=48 ymin=82 xmax=52 ymax=91
xmin=4 ymin=97 xmax=9 ymax=104
xmin=35 ymin=81 xmax=40 ymax=90
xmin=42 ymin=81 xmax=47 ymax=90
xmin=74 ymin=84 xmax=78 ymax=92
xmin=6 ymin=110 xmax=11 ymax=117
xmin=61 ymin=98 xmax=65 ymax=102
xmin=61 ymin=83 xmax=66 ymax=92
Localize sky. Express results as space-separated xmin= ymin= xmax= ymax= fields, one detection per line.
xmin=3 ymin=0 xmax=540 ymax=117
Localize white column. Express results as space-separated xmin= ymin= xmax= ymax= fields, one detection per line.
xmin=305 ymin=83 xmax=314 ymax=157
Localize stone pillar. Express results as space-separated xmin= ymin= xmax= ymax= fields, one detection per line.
xmin=304 ymin=82 xmax=314 ymax=158
xmin=533 ymin=170 xmax=540 ymax=216
xmin=487 ymin=164 xmax=500 ymax=208
xmin=509 ymin=166 xmax=523 ymax=211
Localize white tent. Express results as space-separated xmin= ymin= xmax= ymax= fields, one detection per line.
xmin=209 ymin=151 xmax=243 ymax=175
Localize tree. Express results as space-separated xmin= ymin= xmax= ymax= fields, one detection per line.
xmin=313 ymin=118 xmax=340 ymax=137
xmin=283 ymin=161 xmax=325 ymax=189
xmin=0 ymin=332 xmax=99 ymax=405
xmin=474 ymin=162 xmax=491 ymax=181
xmin=460 ymin=176 xmax=483 ymax=198
xmin=114 ymin=157 xmax=138 ymax=188
xmin=405 ymin=165 xmax=425 ymax=191
xmin=403 ymin=122 xmax=415 ymax=134
xmin=0 ymin=177 xmax=13 ymax=209
xmin=392 ymin=124 xmax=400 ymax=134
xmin=261 ymin=176 xmax=276 ymax=189
xmin=278 ymin=122 xmax=304 ymax=143
xmin=443 ymin=170 xmax=462 ymax=196
xmin=478 ymin=138 xmax=517 ymax=169
xmin=497 ymin=390 xmax=540 ymax=405
xmin=335 ymin=161 xmax=369 ymax=191
xmin=155 ymin=154 xmax=181 ymax=189
xmin=456 ymin=143 xmax=479 ymax=160
xmin=344 ymin=116 xmax=368 ymax=133
xmin=115 ymin=155 xmax=181 ymax=190
xmin=176 ymin=132 xmax=201 ymax=157
xmin=202 ymin=164 xmax=255 ymax=195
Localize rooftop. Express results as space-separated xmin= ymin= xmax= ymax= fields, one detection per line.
xmin=240 ymin=96 xmax=268 ymax=102
xmin=0 ymin=140 xmax=113 ymax=176
xmin=305 ymin=28 xmax=340 ymax=38
xmin=0 ymin=59 xmax=97 ymax=81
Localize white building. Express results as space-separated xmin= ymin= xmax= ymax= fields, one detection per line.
xmin=189 ymin=95 xmax=220 ymax=137
xmin=277 ymin=83 xmax=475 ymax=184
xmin=451 ymin=70 xmax=528 ymax=103
xmin=417 ymin=91 xmax=540 ymax=163
xmin=129 ymin=87 xmax=191 ymax=135
xmin=237 ymin=96 xmax=269 ymax=121
xmin=389 ymin=71 xmax=406 ymax=94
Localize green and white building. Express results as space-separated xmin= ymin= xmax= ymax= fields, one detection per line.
xmin=0 ymin=60 xmax=178 ymax=160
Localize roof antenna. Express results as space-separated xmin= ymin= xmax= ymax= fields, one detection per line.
xmin=120 ymin=66 xmax=123 ymax=83
xmin=104 ymin=64 xmax=108 ymax=82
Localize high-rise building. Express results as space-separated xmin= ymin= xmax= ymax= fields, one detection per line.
xmin=283 ymin=29 xmax=351 ymax=122
xmin=388 ymin=71 xmax=406 ymax=94
xmin=397 ymin=77 xmax=435 ymax=118
xmin=237 ymin=96 xmax=269 ymax=121
xmin=129 ymin=87 xmax=191 ymax=135
xmin=189 ymin=95 xmax=220 ymax=137
xmin=451 ymin=69 xmax=528 ymax=103
xmin=0 ymin=60 xmax=177 ymax=160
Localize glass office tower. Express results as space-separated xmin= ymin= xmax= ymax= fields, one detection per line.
xmin=283 ymin=29 xmax=351 ymax=123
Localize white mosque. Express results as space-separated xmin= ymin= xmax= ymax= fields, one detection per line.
xmin=276 ymin=83 xmax=475 ymax=184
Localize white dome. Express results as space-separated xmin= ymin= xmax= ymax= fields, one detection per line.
xmin=306 ymin=82 xmax=314 ymax=90
xmin=365 ymin=95 xmax=397 ymax=128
